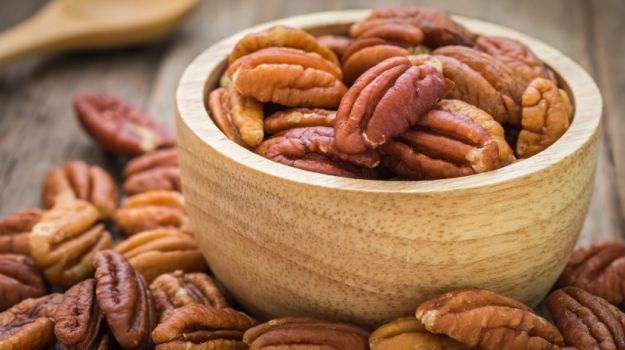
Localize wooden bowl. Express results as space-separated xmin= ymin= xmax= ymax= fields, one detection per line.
xmin=176 ymin=10 xmax=602 ymax=328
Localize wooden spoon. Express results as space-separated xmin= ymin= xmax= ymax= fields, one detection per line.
xmin=0 ymin=0 xmax=198 ymax=66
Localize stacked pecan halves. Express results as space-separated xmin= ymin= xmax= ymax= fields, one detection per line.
xmin=209 ymin=6 xmax=573 ymax=180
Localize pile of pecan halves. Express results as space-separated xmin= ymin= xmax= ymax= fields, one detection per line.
xmin=209 ymin=6 xmax=573 ymax=180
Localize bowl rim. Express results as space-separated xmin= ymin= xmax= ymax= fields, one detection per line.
xmin=176 ymin=9 xmax=602 ymax=193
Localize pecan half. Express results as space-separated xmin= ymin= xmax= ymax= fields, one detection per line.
xmin=0 ymin=254 xmax=46 ymax=311
xmin=0 ymin=208 xmax=41 ymax=255
xmin=556 ymin=240 xmax=625 ymax=305
xmin=516 ymin=78 xmax=573 ymax=158
xmin=229 ymin=25 xmax=339 ymax=65
xmin=227 ymin=47 xmax=347 ymax=108
xmin=94 ymin=250 xmax=156 ymax=350
xmin=548 ymin=287 xmax=625 ymax=350
xmin=114 ymin=228 xmax=208 ymax=283
xmin=0 ymin=293 xmax=63 ymax=350
xmin=74 ymin=93 xmax=175 ymax=157
xmin=264 ymin=108 xmax=336 ymax=135
xmin=317 ymin=35 xmax=353 ymax=59
xmin=207 ymin=84 xmax=264 ymax=148
xmin=256 ymin=127 xmax=380 ymax=178
xmin=29 ymin=199 xmax=112 ymax=287
xmin=335 ymin=56 xmax=447 ymax=154
xmin=152 ymin=304 xmax=257 ymax=349
xmin=123 ymin=148 xmax=180 ymax=195
xmin=370 ymin=317 xmax=469 ymax=350
xmin=41 ymin=160 xmax=119 ymax=219
xmin=54 ymin=279 xmax=109 ymax=350
xmin=114 ymin=190 xmax=188 ymax=236
xmin=243 ymin=317 xmax=370 ymax=349
xmin=415 ymin=289 xmax=564 ymax=350
xmin=476 ymin=36 xmax=557 ymax=83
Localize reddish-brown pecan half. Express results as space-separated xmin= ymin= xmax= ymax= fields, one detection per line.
xmin=0 ymin=208 xmax=41 ymax=255
xmin=256 ymin=127 xmax=380 ymax=178
xmin=335 ymin=56 xmax=447 ymax=154
xmin=476 ymin=36 xmax=557 ymax=83
xmin=123 ymin=148 xmax=180 ymax=195
xmin=94 ymin=250 xmax=156 ymax=350
xmin=548 ymin=287 xmax=625 ymax=350
xmin=0 ymin=293 xmax=63 ymax=350
xmin=114 ymin=190 xmax=188 ymax=236
xmin=317 ymin=35 xmax=354 ymax=59
xmin=227 ymin=47 xmax=347 ymax=109
xmin=370 ymin=317 xmax=469 ymax=350
xmin=0 ymin=254 xmax=46 ymax=311
xmin=150 ymin=270 xmax=228 ymax=321
xmin=74 ymin=93 xmax=175 ymax=157
xmin=415 ymin=289 xmax=564 ymax=350
xmin=55 ymin=279 xmax=109 ymax=350
xmin=243 ymin=317 xmax=370 ymax=349
xmin=557 ymin=240 xmax=625 ymax=305
xmin=152 ymin=304 xmax=257 ymax=350
xmin=264 ymin=108 xmax=336 ymax=135
xmin=41 ymin=160 xmax=119 ymax=219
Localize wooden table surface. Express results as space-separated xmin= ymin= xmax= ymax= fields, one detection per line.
xmin=0 ymin=0 xmax=623 ymax=246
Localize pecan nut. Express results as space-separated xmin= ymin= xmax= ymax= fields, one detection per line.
xmin=227 ymin=47 xmax=347 ymax=108
xmin=256 ymin=126 xmax=380 ymax=178
xmin=123 ymin=148 xmax=181 ymax=195
xmin=370 ymin=317 xmax=469 ymax=350
xmin=0 ymin=293 xmax=63 ymax=350
xmin=317 ymin=35 xmax=353 ymax=59
xmin=152 ymin=303 xmax=257 ymax=349
xmin=415 ymin=289 xmax=564 ymax=350
xmin=243 ymin=317 xmax=370 ymax=349
xmin=94 ymin=250 xmax=156 ymax=350
xmin=335 ymin=56 xmax=447 ymax=154
xmin=150 ymin=270 xmax=228 ymax=321
xmin=207 ymin=84 xmax=264 ymax=148
xmin=74 ymin=93 xmax=175 ymax=157
xmin=114 ymin=228 xmax=208 ymax=283
xmin=54 ymin=278 xmax=109 ymax=350
xmin=264 ymin=108 xmax=336 ymax=135
xmin=0 ymin=208 xmax=41 ymax=255
xmin=516 ymin=78 xmax=573 ymax=158
xmin=548 ymin=287 xmax=625 ymax=350
xmin=114 ymin=190 xmax=188 ymax=236
xmin=29 ymin=199 xmax=112 ymax=287
xmin=0 ymin=254 xmax=46 ymax=311
xmin=41 ymin=160 xmax=119 ymax=219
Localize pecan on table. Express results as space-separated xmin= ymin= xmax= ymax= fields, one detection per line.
xmin=114 ymin=190 xmax=188 ymax=235
xmin=548 ymin=287 xmax=625 ymax=350
xmin=335 ymin=55 xmax=447 ymax=154
xmin=0 ymin=254 xmax=46 ymax=311
xmin=516 ymin=78 xmax=573 ymax=158
xmin=415 ymin=289 xmax=564 ymax=350
xmin=243 ymin=317 xmax=370 ymax=349
xmin=74 ymin=93 xmax=175 ymax=157
xmin=256 ymin=126 xmax=380 ymax=178
xmin=264 ymin=108 xmax=336 ymax=135
xmin=227 ymin=47 xmax=347 ymax=109
xmin=476 ymin=36 xmax=557 ymax=83
xmin=370 ymin=317 xmax=469 ymax=350
xmin=123 ymin=148 xmax=180 ymax=195
xmin=29 ymin=199 xmax=112 ymax=287
xmin=114 ymin=228 xmax=207 ymax=283
xmin=41 ymin=160 xmax=119 ymax=219
xmin=152 ymin=303 xmax=257 ymax=350
xmin=150 ymin=270 xmax=228 ymax=321
xmin=54 ymin=279 xmax=109 ymax=350
xmin=317 ymin=35 xmax=354 ymax=59
xmin=207 ymin=83 xmax=264 ymax=148
xmin=0 ymin=293 xmax=63 ymax=350
xmin=94 ymin=250 xmax=156 ymax=350
xmin=0 ymin=208 xmax=41 ymax=255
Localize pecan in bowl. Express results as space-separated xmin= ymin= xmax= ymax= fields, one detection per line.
xmin=114 ymin=190 xmax=188 ymax=235
xmin=264 ymin=108 xmax=336 ymax=135
xmin=0 ymin=208 xmax=41 ymax=255
xmin=123 ymin=148 xmax=180 ymax=195
xmin=317 ymin=35 xmax=354 ymax=59
xmin=0 ymin=254 xmax=46 ymax=311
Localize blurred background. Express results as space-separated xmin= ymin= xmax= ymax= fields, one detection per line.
xmin=0 ymin=0 xmax=623 ymax=243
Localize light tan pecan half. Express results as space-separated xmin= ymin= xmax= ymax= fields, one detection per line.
xmin=114 ymin=190 xmax=188 ymax=236
xmin=264 ymin=108 xmax=336 ymax=135
xmin=370 ymin=317 xmax=469 ymax=350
